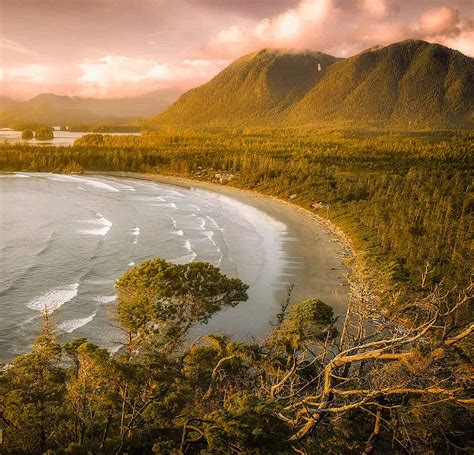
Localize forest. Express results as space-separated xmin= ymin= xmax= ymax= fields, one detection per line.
xmin=0 ymin=128 xmax=472 ymax=453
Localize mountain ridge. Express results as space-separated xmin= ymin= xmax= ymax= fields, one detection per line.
xmin=0 ymin=88 xmax=184 ymax=126
xmin=152 ymin=40 xmax=474 ymax=129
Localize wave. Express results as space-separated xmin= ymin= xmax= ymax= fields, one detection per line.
xmin=128 ymin=261 xmax=136 ymax=266
xmin=173 ymin=253 xmax=197 ymax=264
xmin=172 ymin=230 xmax=184 ymax=236
xmin=133 ymin=196 xmax=165 ymax=202
xmin=58 ymin=310 xmax=97 ymax=333
xmin=133 ymin=238 xmax=138 ymax=245
xmin=180 ymin=203 xmax=201 ymax=212
xmin=103 ymin=179 xmax=136 ymax=191
xmin=94 ymin=295 xmax=117 ymax=304
xmin=48 ymin=174 xmax=120 ymax=192
xmin=83 ymin=277 xmax=114 ymax=285
xmin=76 ymin=213 xmax=112 ymax=236
xmin=130 ymin=227 xmax=140 ymax=236
xmin=184 ymin=240 xmax=193 ymax=252
xmin=148 ymin=202 xmax=177 ymax=209
xmin=0 ymin=173 xmax=30 ymax=178
xmin=205 ymin=216 xmax=220 ymax=228
xmin=28 ymin=283 xmax=79 ymax=313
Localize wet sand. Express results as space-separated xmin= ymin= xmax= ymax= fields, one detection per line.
xmin=89 ymin=171 xmax=353 ymax=318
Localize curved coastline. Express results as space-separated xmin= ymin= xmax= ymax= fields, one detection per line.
xmin=86 ymin=171 xmax=354 ymax=317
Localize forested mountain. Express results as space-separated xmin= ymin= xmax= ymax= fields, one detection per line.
xmin=153 ymin=40 xmax=474 ymax=128
xmin=0 ymin=88 xmax=183 ymax=126
xmin=290 ymin=40 xmax=474 ymax=128
xmin=152 ymin=49 xmax=339 ymax=126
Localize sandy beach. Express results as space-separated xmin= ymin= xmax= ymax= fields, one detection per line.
xmin=88 ymin=171 xmax=353 ymax=317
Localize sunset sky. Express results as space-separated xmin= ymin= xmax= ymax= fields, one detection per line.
xmin=1 ymin=0 xmax=473 ymax=100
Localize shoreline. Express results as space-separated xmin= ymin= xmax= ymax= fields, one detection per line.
xmin=86 ymin=171 xmax=354 ymax=317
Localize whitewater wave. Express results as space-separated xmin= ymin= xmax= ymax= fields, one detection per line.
xmin=28 ymin=283 xmax=79 ymax=313
xmin=134 ymin=196 xmax=165 ymax=202
xmin=58 ymin=310 xmax=97 ymax=333
xmin=149 ymin=202 xmax=177 ymax=209
xmin=128 ymin=261 xmax=136 ymax=266
xmin=130 ymin=227 xmax=140 ymax=236
xmin=181 ymin=203 xmax=201 ymax=212
xmin=133 ymin=238 xmax=138 ymax=245
xmin=48 ymin=174 xmax=120 ymax=192
xmin=76 ymin=213 xmax=112 ymax=236
xmin=172 ymin=229 xmax=184 ymax=236
xmin=205 ymin=216 xmax=220 ymax=228
xmin=0 ymin=173 xmax=30 ymax=178
xmin=104 ymin=179 xmax=136 ymax=191
xmin=94 ymin=295 xmax=117 ymax=304
xmin=83 ymin=278 xmax=113 ymax=285
xmin=173 ymin=253 xmax=197 ymax=264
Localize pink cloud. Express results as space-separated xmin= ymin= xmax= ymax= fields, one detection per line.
xmin=1 ymin=1 xmax=473 ymax=99
xmin=206 ymin=0 xmax=337 ymax=57
xmin=359 ymin=0 xmax=391 ymax=18
xmin=203 ymin=0 xmax=474 ymax=60
xmin=75 ymin=56 xmax=227 ymax=98
xmin=418 ymin=6 xmax=461 ymax=37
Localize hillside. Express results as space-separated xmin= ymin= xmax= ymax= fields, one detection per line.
xmin=0 ymin=88 xmax=182 ymax=127
xmin=153 ymin=49 xmax=339 ymax=126
xmin=290 ymin=40 xmax=474 ymax=128
xmin=153 ymin=40 xmax=473 ymax=128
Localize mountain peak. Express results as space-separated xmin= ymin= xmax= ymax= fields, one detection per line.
xmin=154 ymin=40 xmax=473 ymax=128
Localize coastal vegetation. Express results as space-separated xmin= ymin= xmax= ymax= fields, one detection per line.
xmin=34 ymin=127 xmax=54 ymax=141
xmin=21 ymin=129 xmax=33 ymax=140
xmin=0 ymin=256 xmax=471 ymax=453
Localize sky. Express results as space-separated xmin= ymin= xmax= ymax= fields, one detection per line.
xmin=1 ymin=0 xmax=473 ymax=100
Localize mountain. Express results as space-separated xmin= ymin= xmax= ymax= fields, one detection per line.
xmin=153 ymin=49 xmax=339 ymax=126
xmin=0 ymin=88 xmax=183 ymax=127
xmin=289 ymin=40 xmax=474 ymax=128
xmin=153 ymin=40 xmax=473 ymax=129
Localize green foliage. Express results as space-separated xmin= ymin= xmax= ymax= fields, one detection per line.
xmin=0 ymin=260 xmax=471 ymax=453
xmin=152 ymin=49 xmax=339 ymax=127
xmin=203 ymin=393 xmax=292 ymax=453
xmin=21 ymin=129 xmax=33 ymax=139
xmin=34 ymin=127 xmax=54 ymax=141
xmin=153 ymin=40 xmax=473 ymax=129
xmin=274 ymin=298 xmax=337 ymax=351
xmin=116 ymin=259 xmax=249 ymax=342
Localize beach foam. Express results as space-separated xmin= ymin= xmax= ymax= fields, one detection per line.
xmin=49 ymin=174 xmax=120 ymax=192
xmin=0 ymin=173 xmax=30 ymax=178
xmin=94 ymin=295 xmax=117 ymax=304
xmin=76 ymin=214 xmax=112 ymax=236
xmin=28 ymin=283 xmax=79 ymax=312
xmin=58 ymin=311 xmax=97 ymax=333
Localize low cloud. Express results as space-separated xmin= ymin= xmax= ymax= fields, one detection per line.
xmin=205 ymin=0 xmax=473 ymax=58
xmin=75 ymin=56 xmax=228 ymax=97
xmin=418 ymin=6 xmax=461 ymax=37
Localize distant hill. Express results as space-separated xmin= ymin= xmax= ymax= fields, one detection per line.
xmin=153 ymin=40 xmax=473 ymax=129
xmin=0 ymin=88 xmax=183 ymax=127
xmin=153 ymin=49 xmax=339 ymax=126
